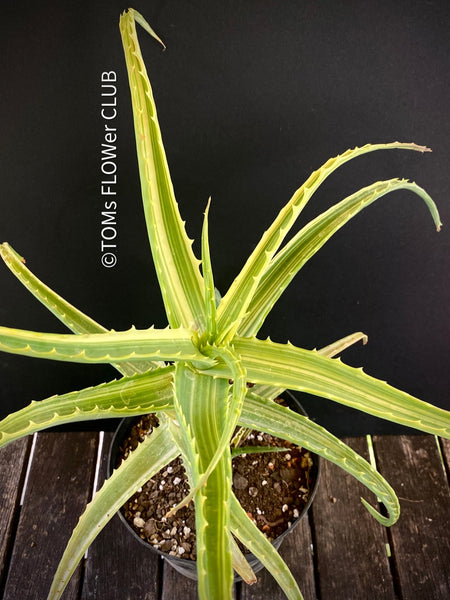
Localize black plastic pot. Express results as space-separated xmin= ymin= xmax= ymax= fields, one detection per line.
xmin=108 ymin=390 xmax=321 ymax=581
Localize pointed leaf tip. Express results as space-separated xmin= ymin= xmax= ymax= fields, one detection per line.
xmin=128 ymin=8 xmax=166 ymax=50
xmin=414 ymin=144 xmax=432 ymax=153
xmin=391 ymin=141 xmax=431 ymax=153
xmin=361 ymin=497 xmax=399 ymax=526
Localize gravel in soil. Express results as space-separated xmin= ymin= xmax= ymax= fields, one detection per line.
xmin=117 ymin=412 xmax=315 ymax=561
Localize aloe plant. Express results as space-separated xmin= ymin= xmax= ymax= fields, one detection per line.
xmin=0 ymin=8 xmax=448 ymax=600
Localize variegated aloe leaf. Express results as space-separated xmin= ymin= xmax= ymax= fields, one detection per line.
xmin=48 ymin=418 xmax=179 ymax=600
xmin=0 ymin=365 xmax=174 ymax=449
xmin=318 ymin=331 xmax=368 ymax=358
xmin=0 ymin=242 xmax=160 ymax=376
xmin=216 ymin=142 xmax=431 ymax=343
xmin=230 ymin=494 xmax=303 ymax=600
xmin=239 ymin=178 xmax=441 ymax=336
xmin=0 ymin=6 xmax=445 ymax=600
xmin=172 ymin=363 xmax=233 ymax=600
xmin=0 ymin=325 xmax=212 ymax=366
xmin=234 ymin=331 xmax=369 ymax=446
xmin=231 ymin=444 xmax=289 ymax=458
xmin=201 ymin=199 xmax=217 ymax=342
xmin=229 ymin=534 xmax=257 ymax=585
xmin=249 ymin=331 xmax=368 ymax=403
xmin=168 ymin=345 xmax=246 ymax=515
xmin=119 ymin=9 xmax=205 ymax=330
xmin=165 ymin=403 xmax=256 ymax=585
xmin=232 ymin=337 xmax=450 ymax=438
xmin=240 ymin=392 xmax=399 ymax=525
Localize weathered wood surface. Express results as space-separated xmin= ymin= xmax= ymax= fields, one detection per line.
xmin=311 ymin=437 xmax=395 ymax=600
xmin=0 ymin=433 xmax=449 ymax=600
xmin=2 ymin=432 xmax=98 ymax=600
xmin=374 ymin=435 xmax=450 ymax=600
xmin=0 ymin=437 xmax=30 ymax=595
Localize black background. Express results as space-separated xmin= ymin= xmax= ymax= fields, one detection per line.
xmin=0 ymin=0 xmax=448 ymax=436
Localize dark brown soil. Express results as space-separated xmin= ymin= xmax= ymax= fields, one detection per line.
xmin=117 ymin=413 xmax=315 ymax=561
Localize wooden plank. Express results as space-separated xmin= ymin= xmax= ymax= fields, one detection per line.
xmin=161 ymin=558 xmax=239 ymax=599
xmin=3 ymin=431 xmax=98 ymax=600
xmin=374 ymin=435 xmax=450 ymax=600
xmin=0 ymin=437 xmax=30 ymax=594
xmin=311 ymin=437 xmax=395 ymax=600
xmin=240 ymin=516 xmax=316 ymax=600
xmin=81 ymin=432 xmax=161 ymax=600
xmin=1 ymin=433 xmax=447 ymax=599
xmin=82 ymin=513 xmax=162 ymax=600
xmin=161 ymin=562 xmax=200 ymax=600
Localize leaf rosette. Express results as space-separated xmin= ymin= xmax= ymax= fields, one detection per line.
xmin=0 ymin=8 xmax=447 ymax=600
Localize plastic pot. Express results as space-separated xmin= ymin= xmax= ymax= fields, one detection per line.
xmin=108 ymin=390 xmax=321 ymax=580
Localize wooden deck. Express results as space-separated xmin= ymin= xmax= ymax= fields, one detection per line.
xmin=0 ymin=432 xmax=449 ymax=599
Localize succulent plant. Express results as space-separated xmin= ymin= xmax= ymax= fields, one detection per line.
xmin=0 ymin=8 xmax=448 ymax=600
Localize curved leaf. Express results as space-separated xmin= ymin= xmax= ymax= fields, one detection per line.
xmin=318 ymin=331 xmax=368 ymax=358
xmin=217 ymin=142 xmax=431 ymax=342
xmin=240 ymin=178 xmax=441 ymax=336
xmin=240 ymin=392 xmax=399 ymax=525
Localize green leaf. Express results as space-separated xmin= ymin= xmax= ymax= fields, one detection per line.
xmin=231 ymin=444 xmax=289 ymax=457
xmin=119 ymin=9 xmax=205 ymax=329
xmin=233 ymin=337 xmax=450 ymax=438
xmin=0 ymin=325 xmax=212 ymax=366
xmin=240 ymin=392 xmax=400 ymax=525
xmin=317 ymin=331 xmax=368 ymax=358
xmin=230 ymin=494 xmax=304 ymax=600
xmin=168 ymin=345 xmax=247 ymax=515
xmin=201 ymin=199 xmax=217 ymax=342
xmin=0 ymin=243 xmax=160 ymax=376
xmin=231 ymin=332 xmax=369 ymax=446
xmin=217 ymin=142 xmax=431 ymax=341
xmin=248 ymin=331 xmax=368 ymax=404
xmin=240 ymin=178 xmax=441 ymax=336
xmin=0 ymin=366 xmax=174 ymax=448
xmin=48 ymin=418 xmax=179 ymax=600
xmin=229 ymin=534 xmax=256 ymax=585
xmin=173 ymin=364 xmax=233 ymax=600
xmin=0 ymin=244 xmax=107 ymax=334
